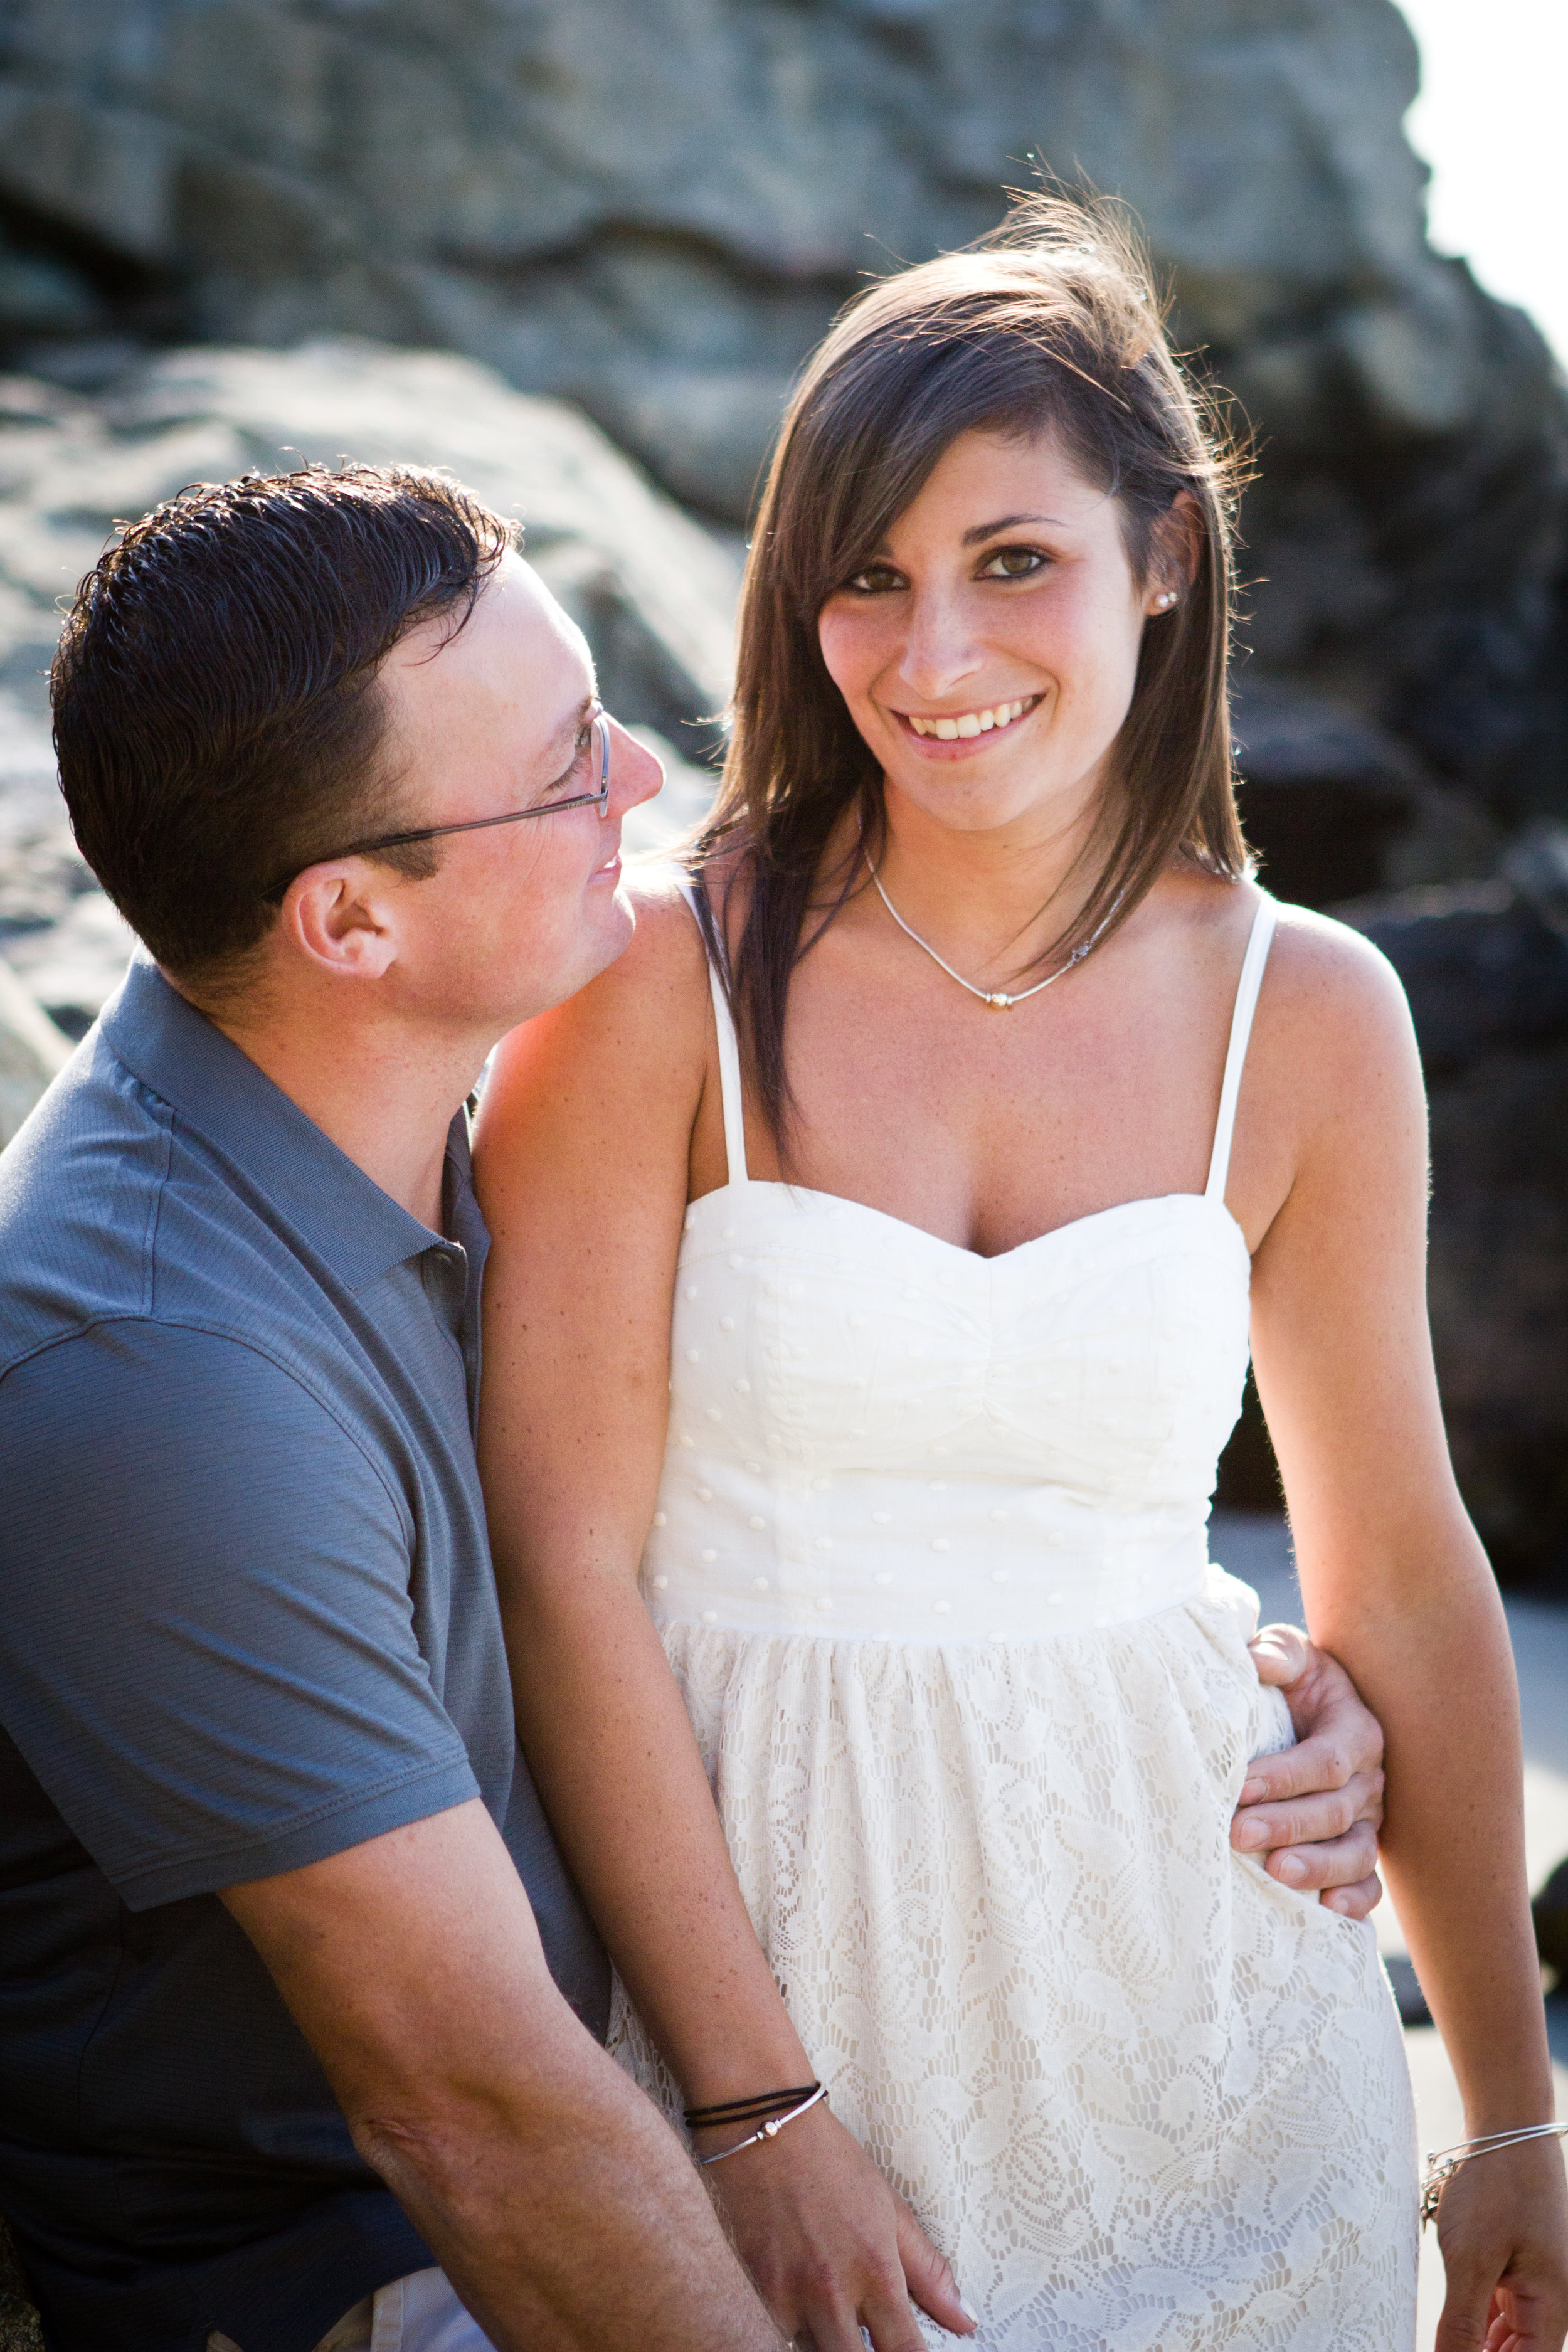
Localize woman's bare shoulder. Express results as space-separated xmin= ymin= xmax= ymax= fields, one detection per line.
xmin=536 ymin=863 xmax=712 ymax=1048
xmin=1259 ymin=898 xmax=1417 ymax=1056
xmin=1244 ymin=898 xmax=1426 ymax=1184
xmin=477 ymin=866 xmax=712 ymax=1165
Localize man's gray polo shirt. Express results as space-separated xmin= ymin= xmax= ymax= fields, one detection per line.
xmin=0 ymin=955 xmax=610 ymax=2352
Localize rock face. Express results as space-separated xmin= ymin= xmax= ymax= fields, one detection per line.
xmin=0 ymin=341 xmax=736 ymax=1034
xmin=0 ymin=2213 xmax=40 ymax=2352
xmin=1217 ymin=860 xmax=1568 ymax=1585
xmin=1346 ymin=874 xmax=1568 ymax=1585
xmin=0 ymin=950 xmax=70 ymax=1147
xmin=0 ymin=0 xmax=1564 ymax=854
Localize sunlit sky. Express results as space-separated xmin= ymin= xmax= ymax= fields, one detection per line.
xmin=1397 ymin=0 xmax=1568 ymax=364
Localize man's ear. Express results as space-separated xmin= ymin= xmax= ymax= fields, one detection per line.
xmin=281 ymin=862 xmax=400 ymax=979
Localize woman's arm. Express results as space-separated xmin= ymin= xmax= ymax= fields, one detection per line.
xmin=471 ymin=882 xmax=968 ymax=2352
xmin=1248 ymin=911 xmax=1568 ymax=2352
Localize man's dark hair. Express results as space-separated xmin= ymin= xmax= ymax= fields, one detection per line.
xmin=51 ymin=462 xmax=518 ymax=987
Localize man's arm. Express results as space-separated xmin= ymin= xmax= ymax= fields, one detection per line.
xmin=1231 ymin=1628 xmax=1386 ymax=1919
xmin=223 ymin=1798 xmax=783 ymax=2352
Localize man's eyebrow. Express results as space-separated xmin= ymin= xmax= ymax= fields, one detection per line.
xmin=961 ymin=512 xmax=1070 ymax=546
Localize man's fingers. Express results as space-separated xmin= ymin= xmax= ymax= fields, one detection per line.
xmin=1262 ymin=1820 xmax=1379 ymax=1893
xmin=1248 ymin=1623 xmax=1310 ymax=1687
xmin=1236 ymin=1727 xmax=1382 ymax=1812
xmin=1232 ymin=1770 xmax=1383 ymax=1857
xmin=1320 ymin=1870 xmax=1384 ymax=1920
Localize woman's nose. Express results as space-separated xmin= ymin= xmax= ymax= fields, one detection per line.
xmin=896 ymin=589 xmax=986 ymax=702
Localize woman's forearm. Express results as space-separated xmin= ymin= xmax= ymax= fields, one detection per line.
xmin=1316 ymin=1524 xmax=1552 ymax=2133
xmin=504 ymin=1569 xmax=813 ymax=2106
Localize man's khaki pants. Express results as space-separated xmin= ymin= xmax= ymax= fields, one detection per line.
xmin=209 ymin=2264 xmax=497 ymax=2352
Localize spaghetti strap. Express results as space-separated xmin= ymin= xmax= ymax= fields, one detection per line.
xmin=679 ymin=882 xmax=749 ymax=1185
xmin=1205 ymin=896 xmax=1278 ymax=1203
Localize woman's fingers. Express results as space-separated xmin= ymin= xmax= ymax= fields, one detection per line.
xmin=892 ymin=2188 xmax=975 ymax=2333
xmin=709 ymin=2106 xmax=966 ymax=2351
xmin=1432 ymin=2142 xmax=1568 ymax=2352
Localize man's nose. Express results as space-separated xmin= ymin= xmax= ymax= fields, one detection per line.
xmin=606 ymin=716 xmax=664 ymax=815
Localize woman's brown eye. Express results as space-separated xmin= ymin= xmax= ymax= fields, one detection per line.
xmin=849 ymin=566 xmax=901 ymax=593
xmin=985 ymin=547 xmax=1046 ymax=578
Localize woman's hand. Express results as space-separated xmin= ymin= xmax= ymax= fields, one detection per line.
xmin=699 ymin=2100 xmax=975 ymax=2349
xmin=1433 ymin=2135 xmax=1568 ymax=2351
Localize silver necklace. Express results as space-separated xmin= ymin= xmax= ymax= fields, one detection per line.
xmin=866 ymin=855 xmax=1116 ymax=1010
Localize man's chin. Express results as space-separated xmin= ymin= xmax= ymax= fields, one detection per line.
xmin=484 ymin=894 xmax=637 ymax=1032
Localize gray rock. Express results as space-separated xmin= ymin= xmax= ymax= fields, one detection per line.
xmin=0 ymin=237 xmax=103 ymax=341
xmin=1338 ymin=881 xmax=1568 ymax=1585
xmin=0 ymin=2213 xmax=41 ymax=2351
xmin=1233 ymin=677 xmax=1500 ymax=907
xmin=0 ymin=951 xmax=73 ymax=1146
xmin=0 ymin=0 xmax=1562 ymax=830
xmin=0 ymin=341 xmax=734 ymax=1029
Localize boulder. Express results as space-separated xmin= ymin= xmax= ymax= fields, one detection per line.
xmin=1232 ymin=676 xmax=1499 ymax=907
xmin=0 ymin=0 xmax=1562 ymax=829
xmin=0 ymin=340 xmax=737 ymax=1033
xmin=0 ymin=952 xmax=71 ymax=1148
xmin=1338 ymin=878 xmax=1568 ymax=1586
xmin=0 ymin=342 xmax=738 ymax=748
xmin=0 ymin=2213 xmax=40 ymax=2352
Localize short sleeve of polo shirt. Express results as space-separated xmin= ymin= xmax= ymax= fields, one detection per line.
xmin=0 ymin=1318 xmax=480 ymax=1909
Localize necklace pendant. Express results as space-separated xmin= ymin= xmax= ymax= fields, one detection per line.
xmin=986 ymin=992 xmax=1014 ymax=1010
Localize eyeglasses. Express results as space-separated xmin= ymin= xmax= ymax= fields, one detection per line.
xmin=263 ymin=705 xmax=612 ymax=901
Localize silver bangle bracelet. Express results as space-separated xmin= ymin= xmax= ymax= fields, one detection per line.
xmin=1421 ymin=2121 xmax=1568 ymax=2227
xmin=696 ymin=2082 xmax=829 ymax=2168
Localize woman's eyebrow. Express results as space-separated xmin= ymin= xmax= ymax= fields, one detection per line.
xmin=961 ymin=511 xmax=1069 ymax=546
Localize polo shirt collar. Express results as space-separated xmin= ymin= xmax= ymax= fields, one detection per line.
xmin=100 ymin=952 xmax=472 ymax=1291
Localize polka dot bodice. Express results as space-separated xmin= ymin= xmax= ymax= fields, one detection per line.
xmin=642 ymin=1185 xmax=1252 ymax=1644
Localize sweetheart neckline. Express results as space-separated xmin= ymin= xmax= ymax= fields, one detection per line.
xmin=683 ymin=1180 xmax=1249 ymax=1269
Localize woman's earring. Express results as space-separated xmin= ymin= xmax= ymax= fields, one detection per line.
xmin=1153 ymin=590 xmax=1178 ymax=610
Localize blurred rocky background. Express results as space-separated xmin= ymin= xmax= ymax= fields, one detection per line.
xmin=0 ymin=0 xmax=1564 ymax=1587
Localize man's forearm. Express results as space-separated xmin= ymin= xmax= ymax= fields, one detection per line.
xmin=354 ymin=2030 xmax=783 ymax=2352
xmin=222 ymin=1804 xmax=784 ymax=2352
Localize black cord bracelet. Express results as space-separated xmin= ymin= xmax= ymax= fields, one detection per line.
xmin=683 ymin=2080 xmax=822 ymax=2131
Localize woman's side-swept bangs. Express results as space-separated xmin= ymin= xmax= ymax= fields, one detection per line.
xmin=692 ymin=190 xmax=1253 ymax=1138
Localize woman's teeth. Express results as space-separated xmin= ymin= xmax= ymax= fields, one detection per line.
xmin=906 ymin=697 xmax=1033 ymax=741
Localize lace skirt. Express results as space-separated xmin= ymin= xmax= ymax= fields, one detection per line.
xmin=612 ymin=1571 xmax=1418 ymax=2350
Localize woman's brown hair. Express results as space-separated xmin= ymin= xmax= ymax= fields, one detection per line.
xmin=690 ymin=189 xmax=1251 ymax=1138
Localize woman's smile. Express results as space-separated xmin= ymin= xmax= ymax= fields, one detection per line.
xmin=889 ymin=691 xmax=1044 ymax=751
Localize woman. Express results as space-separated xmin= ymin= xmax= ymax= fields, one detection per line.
xmin=472 ymin=197 xmax=1567 ymax=2348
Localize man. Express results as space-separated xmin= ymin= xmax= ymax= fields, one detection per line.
xmin=0 ymin=465 xmax=1386 ymax=2352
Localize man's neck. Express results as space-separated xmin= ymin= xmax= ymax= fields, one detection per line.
xmin=176 ymin=982 xmax=483 ymax=1232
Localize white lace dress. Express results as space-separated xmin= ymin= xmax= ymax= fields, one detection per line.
xmin=614 ymin=894 xmax=1417 ymax=2348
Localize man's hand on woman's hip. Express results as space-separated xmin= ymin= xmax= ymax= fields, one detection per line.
xmin=1232 ymin=1626 xmax=1385 ymax=1920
